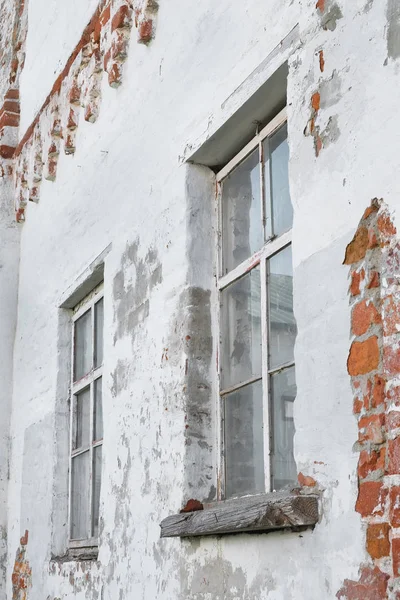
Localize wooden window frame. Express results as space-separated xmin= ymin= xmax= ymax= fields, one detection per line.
xmin=215 ymin=107 xmax=294 ymax=499
xmin=68 ymin=282 xmax=104 ymax=550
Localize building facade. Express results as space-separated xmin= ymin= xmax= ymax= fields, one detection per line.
xmin=1 ymin=0 xmax=400 ymax=598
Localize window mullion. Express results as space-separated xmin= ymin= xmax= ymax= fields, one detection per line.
xmin=88 ymin=380 xmax=94 ymax=539
xmin=68 ymin=308 xmax=76 ymax=540
xmin=89 ymin=304 xmax=95 ymax=538
xmin=259 ymin=139 xmax=266 ymax=241
xmin=260 ymin=257 xmax=271 ymax=493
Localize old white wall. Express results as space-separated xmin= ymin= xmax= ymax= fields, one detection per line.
xmin=0 ymin=175 xmax=20 ymax=600
xmin=6 ymin=0 xmax=400 ymax=598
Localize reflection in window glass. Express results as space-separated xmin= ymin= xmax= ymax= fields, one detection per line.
xmin=71 ymin=451 xmax=90 ymax=539
xmin=94 ymin=298 xmax=104 ymax=368
xmin=92 ymin=446 xmax=102 ymax=537
xmin=268 ymin=246 xmax=297 ymax=370
xmin=220 ymin=268 xmax=262 ymax=390
xmin=263 ymin=124 xmax=292 ymax=238
xmin=74 ymin=388 xmax=91 ymax=450
xmin=224 ymin=380 xmax=264 ymax=498
xmin=74 ymin=310 xmax=92 ymax=381
xmin=93 ymin=378 xmax=103 ymax=441
xmin=270 ymin=366 xmax=297 ymax=490
xmin=221 ymin=149 xmax=262 ymax=274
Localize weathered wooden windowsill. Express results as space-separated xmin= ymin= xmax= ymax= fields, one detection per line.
xmin=160 ymin=492 xmax=319 ymax=538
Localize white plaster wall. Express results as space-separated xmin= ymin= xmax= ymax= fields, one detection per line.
xmin=7 ymin=0 xmax=400 ymax=598
xmin=0 ymin=177 xmax=20 ymax=600
xmin=19 ymin=0 xmax=99 ymax=132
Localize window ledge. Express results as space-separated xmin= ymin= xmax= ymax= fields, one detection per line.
xmin=160 ymin=491 xmax=319 ymax=538
xmin=51 ymin=540 xmax=99 ymax=562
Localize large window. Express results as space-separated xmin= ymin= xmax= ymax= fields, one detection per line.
xmin=217 ymin=108 xmax=297 ymax=499
xmin=69 ymin=284 xmax=104 ymax=546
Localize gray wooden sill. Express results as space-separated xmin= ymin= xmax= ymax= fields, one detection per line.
xmin=160 ymin=491 xmax=319 ymax=538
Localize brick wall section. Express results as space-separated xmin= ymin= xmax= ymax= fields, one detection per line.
xmin=0 ymin=0 xmax=159 ymax=222
xmin=11 ymin=530 xmax=31 ymax=600
xmin=0 ymin=0 xmax=28 ymax=207
xmin=337 ymin=198 xmax=400 ymax=599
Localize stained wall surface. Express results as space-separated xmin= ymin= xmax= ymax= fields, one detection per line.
xmin=2 ymin=0 xmax=400 ymax=599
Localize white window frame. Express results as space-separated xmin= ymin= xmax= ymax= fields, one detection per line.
xmin=68 ymin=282 xmax=104 ymax=549
xmin=215 ymin=107 xmax=294 ymax=499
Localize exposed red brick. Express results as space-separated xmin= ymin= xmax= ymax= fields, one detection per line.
xmin=356 ymin=481 xmax=387 ymax=517
xmin=387 ymin=385 xmax=400 ymax=407
xmin=344 ymin=227 xmax=369 ymax=265
xmin=0 ymin=145 xmax=16 ymax=159
xmin=103 ymin=48 xmax=111 ymax=71
xmin=180 ymin=499 xmax=204 ymax=513
xmin=5 ymin=88 xmax=19 ymax=100
xmin=366 ymin=523 xmax=390 ymax=559
xmin=68 ymin=80 xmax=81 ymax=105
xmin=367 ymin=271 xmax=380 ymax=289
xmin=358 ymin=448 xmax=385 ymax=479
xmin=138 ymin=18 xmax=153 ymax=44
xmin=2 ymin=100 xmax=20 ymax=114
xmin=350 ymin=269 xmax=365 ymax=296
xmin=16 ymin=207 xmax=25 ymax=224
xmin=16 ymin=1 xmax=107 ymax=156
xmin=298 ymin=472 xmax=317 ymax=487
xmin=19 ymin=530 xmax=28 ymax=546
xmin=383 ymin=295 xmax=400 ymax=336
xmin=108 ymin=62 xmax=122 ymax=87
xmin=393 ymin=538 xmax=400 ymax=577
xmin=383 ymin=344 xmax=400 ymax=376
xmin=111 ymin=29 xmax=129 ymax=60
xmin=389 ymin=486 xmax=400 ymax=527
xmin=367 ymin=228 xmax=378 ymax=249
xmin=372 ymin=375 xmax=386 ymax=408
xmin=66 ymin=108 xmax=78 ymax=131
xmin=318 ymin=49 xmax=325 ymax=72
xmin=358 ymin=413 xmax=385 ymax=444
xmin=387 ymin=411 xmax=400 ymax=430
xmin=363 ymin=203 xmax=380 ymax=220
xmin=311 ymin=91 xmax=320 ymax=112
xmin=316 ymin=0 xmax=325 ymax=13
xmin=112 ymin=5 xmax=132 ymax=31
xmin=388 ymin=437 xmax=400 ymax=474
xmin=0 ymin=110 xmax=19 ymax=128
xmin=353 ymin=397 xmax=364 ymax=414
xmin=352 ymin=300 xmax=381 ymax=336
xmin=347 ymin=336 xmax=380 ymax=376
xmin=99 ymin=4 xmax=111 ymax=26
xmin=315 ymin=134 xmax=323 ymax=156
xmin=84 ymin=102 xmax=98 ymax=123
xmin=336 ymin=565 xmax=389 ymax=600
xmin=377 ymin=213 xmax=396 ymax=239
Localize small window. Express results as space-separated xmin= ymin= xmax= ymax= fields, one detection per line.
xmin=69 ymin=285 xmax=104 ymax=546
xmin=217 ymin=108 xmax=297 ymax=499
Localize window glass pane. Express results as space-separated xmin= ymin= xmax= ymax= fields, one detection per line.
xmin=270 ymin=366 xmax=297 ymax=490
xmin=93 ymin=377 xmax=103 ymax=441
xmin=73 ymin=388 xmax=90 ymax=450
xmin=92 ymin=445 xmax=102 ymax=537
xmin=221 ymin=149 xmax=262 ymax=274
xmin=268 ymin=246 xmax=297 ymax=370
xmin=71 ymin=451 xmax=90 ymax=539
xmin=74 ymin=309 xmax=92 ymax=381
xmin=224 ymin=380 xmax=264 ymax=498
xmin=220 ymin=268 xmax=262 ymax=390
xmin=263 ymin=123 xmax=292 ymax=238
xmin=94 ymin=298 xmax=104 ymax=368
